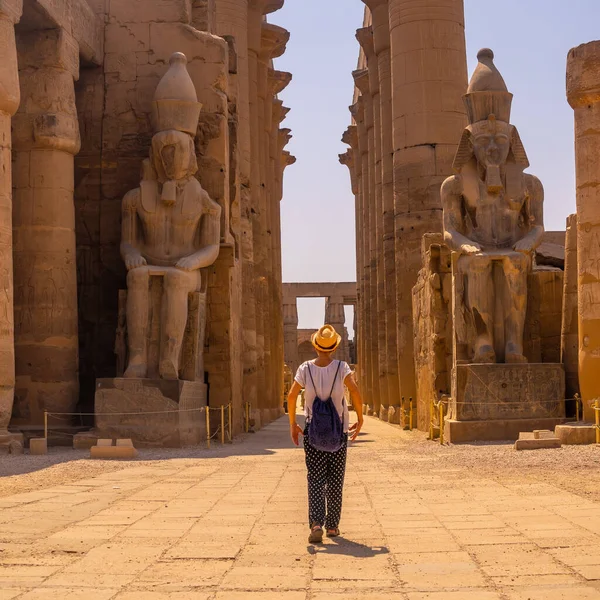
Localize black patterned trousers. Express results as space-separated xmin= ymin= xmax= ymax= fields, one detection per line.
xmin=303 ymin=429 xmax=348 ymax=529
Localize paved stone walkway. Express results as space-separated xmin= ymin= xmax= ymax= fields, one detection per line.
xmin=1 ymin=416 xmax=600 ymax=599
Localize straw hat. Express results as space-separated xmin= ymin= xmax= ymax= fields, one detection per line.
xmin=311 ymin=324 xmax=342 ymax=353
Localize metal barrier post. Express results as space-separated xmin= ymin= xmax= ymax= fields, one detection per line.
xmin=574 ymin=394 xmax=580 ymax=422
xmin=228 ymin=403 xmax=232 ymax=442
xmin=206 ymin=407 xmax=211 ymax=449
xmin=409 ymin=397 xmax=414 ymax=431
xmin=221 ymin=405 xmax=225 ymax=445
xmin=429 ymin=398 xmax=434 ymax=440
xmin=44 ymin=411 xmax=48 ymax=441
xmin=439 ymin=402 xmax=445 ymax=446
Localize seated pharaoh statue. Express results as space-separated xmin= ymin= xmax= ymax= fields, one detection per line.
xmin=442 ymin=49 xmax=544 ymax=365
xmin=120 ymin=52 xmax=221 ymax=380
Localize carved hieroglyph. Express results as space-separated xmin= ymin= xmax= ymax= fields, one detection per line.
xmin=120 ymin=52 xmax=221 ymax=380
xmin=442 ymin=49 xmax=545 ymax=365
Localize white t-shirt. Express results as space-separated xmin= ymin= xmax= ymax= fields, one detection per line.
xmin=295 ymin=360 xmax=353 ymax=433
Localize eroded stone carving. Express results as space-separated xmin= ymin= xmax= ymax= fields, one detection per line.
xmin=442 ymin=49 xmax=544 ymax=365
xmin=120 ymin=52 xmax=221 ymax=380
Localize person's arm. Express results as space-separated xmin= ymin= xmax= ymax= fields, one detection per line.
xmin=287 ymin=381 xmax=304 ymax=446
xmin=344 ymin=373 xmax=364 ymax=441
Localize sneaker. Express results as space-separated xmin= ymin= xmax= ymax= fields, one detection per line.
xmin=308 ymin=526 xmax=323 ymax=544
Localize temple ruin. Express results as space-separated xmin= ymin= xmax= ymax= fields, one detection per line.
xmin=341 ymin=1 xmax=600 ymax=443
xmin=0 ymin=0 xmax=294 ymax=449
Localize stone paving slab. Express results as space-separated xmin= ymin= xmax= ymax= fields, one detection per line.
xmin=1 ymin=415 xmax=600 ymax=599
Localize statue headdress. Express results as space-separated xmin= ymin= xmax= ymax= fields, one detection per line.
xmin=152 ymin=52 xmax=202 ymax=136
xmin=463 ymin=48 xmax=513 ymax=124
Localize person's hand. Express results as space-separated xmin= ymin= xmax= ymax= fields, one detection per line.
xmin=460 ymin=243 xmax=482 ymax=256
xmin=124 ymin=253 xmax=146 ymax=271
xmin=176 ymin=256 xmax=197 ymax=271
xmin=290 ymin=422 xmax=303 ymax=446
xmin=513 ymin=238 xmax=533 ymax=254
xmin=349 ymin=419 xmax=363 ymax=441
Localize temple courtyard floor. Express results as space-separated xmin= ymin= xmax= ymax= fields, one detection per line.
xmin=1 ymin=415 xmax=600 ymax=599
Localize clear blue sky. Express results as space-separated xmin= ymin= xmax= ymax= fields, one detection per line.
xmin=274 ymin=0 xmax=600 ymax=333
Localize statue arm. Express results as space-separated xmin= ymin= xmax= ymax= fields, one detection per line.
xmin=514 ymin=175 xmax=545 ymax=253
xmin=442 ymin=176 xmax=481 ymax=255
xmin=120 ymin=189 xmax=146 ymax=271
xmin=176 ymin=192 xmax=222 ymax=271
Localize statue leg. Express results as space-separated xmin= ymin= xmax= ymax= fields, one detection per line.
xmin=503 ymin=252 xmax=530 ymax=363
xmin=124 ymin=266 xmax=150 ymax=378
xmin=459 ymin=254 xmax=495 ymax=363
xmin=160 ymin=269 xmax=198 ymax=379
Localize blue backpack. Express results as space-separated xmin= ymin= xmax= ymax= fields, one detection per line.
xmin=307 ymin=361 xmax=345 ymax=453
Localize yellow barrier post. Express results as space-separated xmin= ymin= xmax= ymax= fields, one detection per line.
xmin=595 ymin=400 xmax=600 ymax=445
xmin=439 ymin=402 xmax=445 ymax=446
xmin=228 ymin=403 xmax=232 ymax=442
xmin=220 ymin=405 xmax=225 ymax=445
xmin=429 ymin=398 xmax=434 ymax=440
xmin=409 ymin=397 xmax=414 ymax=431
xmin=44 ymin=411 xmax=48 ymax=441
xmin=206 ymin=407 xmax=211 ymax=449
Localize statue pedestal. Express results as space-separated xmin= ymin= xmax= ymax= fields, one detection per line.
xmin=445 ymin=363 xmax=567 ymax=443
xmin=75 ymin=378 xmax=207 ymax=448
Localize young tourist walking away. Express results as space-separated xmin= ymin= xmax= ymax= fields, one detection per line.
xmin=287 ymin=324 xmax=364 ymax=544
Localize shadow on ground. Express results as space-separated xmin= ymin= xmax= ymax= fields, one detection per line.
xmin=308 ymin=537 xmax=390 ymax=557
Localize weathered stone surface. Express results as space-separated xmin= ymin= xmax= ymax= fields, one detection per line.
xmin=451 ymin=364 xmax=566 ymax=422
xmin=29 ymin=437 xmax=47 ymax=455
xmin=90 ymin=444 xmax=138 ymax=459
xmin=536 ymin=242 xmax=565 ymax=269
xmin=446 ymin=417 xmax=568 ymax=443
xmin=555 ymin=423 xmax=596 ymax=445
xmin=515 ymin=437 xmax=562 ymax=451
xmin=93 ymin=378 xmax=207 ymax=448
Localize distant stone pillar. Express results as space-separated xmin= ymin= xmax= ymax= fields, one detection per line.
xmin=352 ymin=82 xmax=379 ymax=414
xmin=362 ymin=0 xmax=401 ymax=420
xmin=353 ymin=69 xmax=379 ymax=415
xmin=561 ymin=214 xmax=580 ymax=399
xmin=283 ymin=299 xmax=299 ymax=375
xmin=0 ymin=0 xmax=21 ymax=443
xmin=388 ymin=0 xmax=468 ymax=404
xmin=12 ymin=28 xmax=80 ymax=432
xmin=356 ymin=25 xmax=388 ymax=419
xmin=325 ymin=296 xmax=349 ymax=363
xmin=567 ymin=41 xmax=600 ymax=421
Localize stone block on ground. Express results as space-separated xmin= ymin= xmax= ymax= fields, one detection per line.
xmin=116 ymin=438 xmax=134 ymax=447
xmin=519 ymin=432 xmax=536 ymax=440
xmin=387 ymin=404 xmax=401 ymax=424
xmin=29 ymin=438 xmax=48 ymax=455
xmin=555 ymin=423 xmax=597 ymax=445
xmin=515 ymin=437 xmax=562 ymax=451
xmin=534 ymin=429 xmax=555 ymax=439
xmin=90 ymin=445 xmax=138 ymax=459
xmin=97 ymin=439 xmax=113 ymax=446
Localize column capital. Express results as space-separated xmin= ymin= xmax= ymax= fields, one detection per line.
xmin=260 ymin=22 xmax=289 ymax=61
xmin=349 ymin=98 xmax=365 ymax=124
xmin=278 ymin=127 xmax=292 ymax=153
xmin=342 ymin=125 xmax=358 ymax=151
xmin=355 ymin=26 xmax=375 ymax=60
xmin=352 ymin=68 xmax=370 ymax=97
xmin=281 ymin=151 xmax=295 ymax=168
xmin=268 ymin=69 xmax=292 ymax=95
xmin=272 ymin=99 xmax=290 ymax=125
xmin=567 ymin=41 xmax=600 ymax=108
xmin=250 ymin=0 xmax=284 ymax=15
xmin=360 ymin=0 xmax=388 ymax=9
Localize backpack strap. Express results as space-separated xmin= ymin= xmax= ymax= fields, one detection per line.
xmin=329 ymin=360 xmax=342 ymax=398
xmin=307 ymin=363 xmax=317 ymax=393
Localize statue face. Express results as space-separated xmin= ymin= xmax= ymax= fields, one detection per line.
xmin=471 ymin=119 xmax=511 ymax=168
xmin=151 ymin=130 xmax=198 ymax=181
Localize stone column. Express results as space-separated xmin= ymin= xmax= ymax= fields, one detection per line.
xmin=567 ymin=41 xmax=600 ymax=421
xmin=362 ymin=0 xmax=401 ymax=421
xmin=356 ymin=26 xmax=388 ymax=419
xmin=388 ymin=0 xmax=468 ymax=405
xmin=561 ymin=214 xmax=580 ymax=399
xmin=325 ymin=296 xmax=348 ymax=362
xmin=216 ymin=0 xmax=259 ymax=423
xmin=283 ymin=299 xmax=299 ymax=375
xmin=12 ymin=28 xmax=80 ymax=432
xmin=0 ymin=0 xmax=21 ymax=445
xmin=350 ymin=94 xmax=372 ymax=409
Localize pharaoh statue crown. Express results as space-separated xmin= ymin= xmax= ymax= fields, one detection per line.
xmin=152 ymin=52 xmax=202 ymax=137
xmin=463 ymin=48 xmax=513 ymax=124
